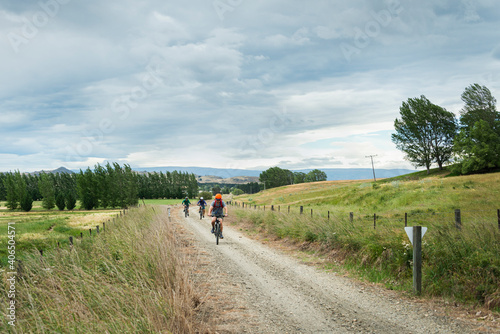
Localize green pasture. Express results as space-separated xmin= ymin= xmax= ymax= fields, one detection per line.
xmin=233 ymin=169 xmax=500 ymax=229
xmin=0 ymin=198 xmax=191 ymax=267
xmin=0 ymin=204 xmax=123 ymax=267
xmin=230 ymin=170 xmax=500 ymax=309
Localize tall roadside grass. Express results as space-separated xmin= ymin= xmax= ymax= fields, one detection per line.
xmin=231 ymin=206 xmax=500 ymax=311
xmin=1 ymin=206 xmax=210 ymax=333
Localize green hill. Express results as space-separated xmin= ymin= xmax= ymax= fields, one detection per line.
xmin=230 ymin=170 xmax=500 ymax=310
xmin=234 ymin=169 xmax=500 ymax=222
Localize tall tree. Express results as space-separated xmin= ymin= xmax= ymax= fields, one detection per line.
xmin=123 ymin=164 xmax=138 ymax=207
xmin=38 ymin=172 xmax=56 ymax=210
xmin=453 ymin=84 xmax=500 ymax=174
xmin=3 ymin=172 xmax=20 ymax=210
xmin=392 ymin=95 xmax=457 ymax=173
xmin=77 ymin=168 xmax=98 ymax=210
xmin=2 ymin=171 xmax=31 ymax=211
xmin=0 ymin=173 xmax=7 ymax=201
xmin=95 ymin=163 xmax=110 ymax=208
xmin=293 ymin=172 xmax=306 ymax=184
xmin=459 ymin=83 xmax=497 ymax=128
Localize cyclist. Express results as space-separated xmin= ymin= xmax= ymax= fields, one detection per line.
xmin=197 ymin=196 xmax=207 ymax=218
xmin=181 ymin=197 xmax=191 ymax=216
xmin=208 ymin=193 xmax=228 ymax=238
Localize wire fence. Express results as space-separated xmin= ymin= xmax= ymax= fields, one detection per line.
xmin=35 ymin=208 xmax=131 ymax=256
xmin=228 ymin=201 xmax=500 ymax=231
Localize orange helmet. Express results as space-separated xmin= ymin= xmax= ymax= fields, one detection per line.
xmin=215 ymin=193 xmax=222 ymax=199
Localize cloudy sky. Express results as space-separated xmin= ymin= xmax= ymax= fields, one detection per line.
xmin=1 ymin=0 xmax=499 ymax=173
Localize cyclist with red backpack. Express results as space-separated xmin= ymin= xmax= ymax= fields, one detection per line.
xmin=208 ymin=193 xmax=228 ymax=238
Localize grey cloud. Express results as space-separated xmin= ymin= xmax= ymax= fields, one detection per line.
xmin=1 ymin=0 xmax=500 ymax=171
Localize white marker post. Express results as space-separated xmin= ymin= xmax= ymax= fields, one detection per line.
xmin=168 ymin=208 xmax=171 ymax=222
xmin=404 ymin=226 xmax=427 ymax=295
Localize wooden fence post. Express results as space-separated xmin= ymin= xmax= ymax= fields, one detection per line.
xmin=89 ymin=228 xmax=92 ymax=236
xmin=103 ymin=222 xmax=106 ymax=232
xmin=328 ymin=211 xmax=330 ymax=220
xmin=311 ymin=209 xmax=313 ymax=218
xmin=497 ymin=209 xmax=500 ymax=231
xmin=288 ymin=206 xmax=290 ymax=213
xmin=373 ymin=213 xmax=376 ymax=229
xmin=80 ymin=232 xmax=83 ymax=239
xmin=271 ymin=205 xmax=274 ymax=211
xmin=413 ymin=226 xmax=423 ymax=295
xmin=69 ymin=236 xmax=73 ymax=246
xmin=96 ymin=226 xmax=100 ymax=234
xmin=278 ymin=206 xmax=280 ymax=212
xmin=349 ymin=212 xmax=353 ymax=223
xmin=300 ymin=206 xmax=303 ymax=215
xmin=405 ymin=212 xmax=408 ymax=227
xmin=455 ymin=209 xmax=461 ymax=230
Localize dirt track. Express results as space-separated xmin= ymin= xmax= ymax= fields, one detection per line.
xmin=168 ymin=206 xmax=490 ymax=333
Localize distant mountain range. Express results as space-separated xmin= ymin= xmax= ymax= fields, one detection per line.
xmin=26 ymin=166 xmax=417 ymax=182
xmin=133 ymin=166 xmax=416 ymax=181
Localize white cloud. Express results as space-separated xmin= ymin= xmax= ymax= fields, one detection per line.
xmin=1 ymin=0 xmax=500 ymax=173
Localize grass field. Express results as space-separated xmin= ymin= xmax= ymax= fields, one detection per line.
xmin=0 ymin=201 xmax=124 ymax=267
xmin=234 ymin=169 xmax=500 ymax=228
xmin=230 ymin=169 xmax=500 ymax=310
xmin=0 ymin=198 xmax=200 ymax=267
xmin=0 ymin=206 xmax=209 ymax=333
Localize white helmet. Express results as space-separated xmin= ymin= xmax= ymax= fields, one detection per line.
xmin=200 ymin=197 xmax=204 ymax=200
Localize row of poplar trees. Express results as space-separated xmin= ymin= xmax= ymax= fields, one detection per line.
xmin=136 ymin=171 xmax=199 ymax=199
xmin=392 ymin=83 xmax=500 ymax=174
xmin=0 ymin=171 xmax=77 ymax=211
xmin=0 ymin=163 xmax=198 ymax=211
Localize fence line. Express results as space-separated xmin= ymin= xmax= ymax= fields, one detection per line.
xmin=228 ymin=201 xmax=500 ymax=230
xmin=38 ymin=208 xmax=131 ymax=257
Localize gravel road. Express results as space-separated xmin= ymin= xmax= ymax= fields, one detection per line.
xmin=168 ymin=206 xmax=488 ymax=334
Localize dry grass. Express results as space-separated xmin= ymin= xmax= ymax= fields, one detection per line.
xmin=0 ymin=206 xmax=212 ymax=333
xmin=66 ymin=212 xmax=118 ymax=229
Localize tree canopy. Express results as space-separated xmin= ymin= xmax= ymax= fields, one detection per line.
xmin=259 ymin=167 xmax=327 ymax=189
xmin=392 ymin=95 xmax=457 ymax=173
xmin=453 ymin=84 xmax=500 ymax=174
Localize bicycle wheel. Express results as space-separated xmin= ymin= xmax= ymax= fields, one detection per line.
xmin=215 ymin=222 xmax=220 ymax=245
xmin=184 ymin=209 xmax=187 ymax=217
xmin=200 ymin=209 xmax=203 ymax=220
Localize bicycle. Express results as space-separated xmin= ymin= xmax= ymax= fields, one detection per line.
xmin=184 ymin=206 xmax=189 ymax=217
xmin=213 ymin=216 xmax=222 ymax=245
xmin=199 ymin=206 xmax=204 ymax=220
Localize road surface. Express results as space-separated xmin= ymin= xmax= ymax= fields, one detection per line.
xmin=167 ymin=206 xmax=488 ymax=333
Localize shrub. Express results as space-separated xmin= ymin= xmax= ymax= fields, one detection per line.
xmin=232 ymin=188 xmax=244 ymax=196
